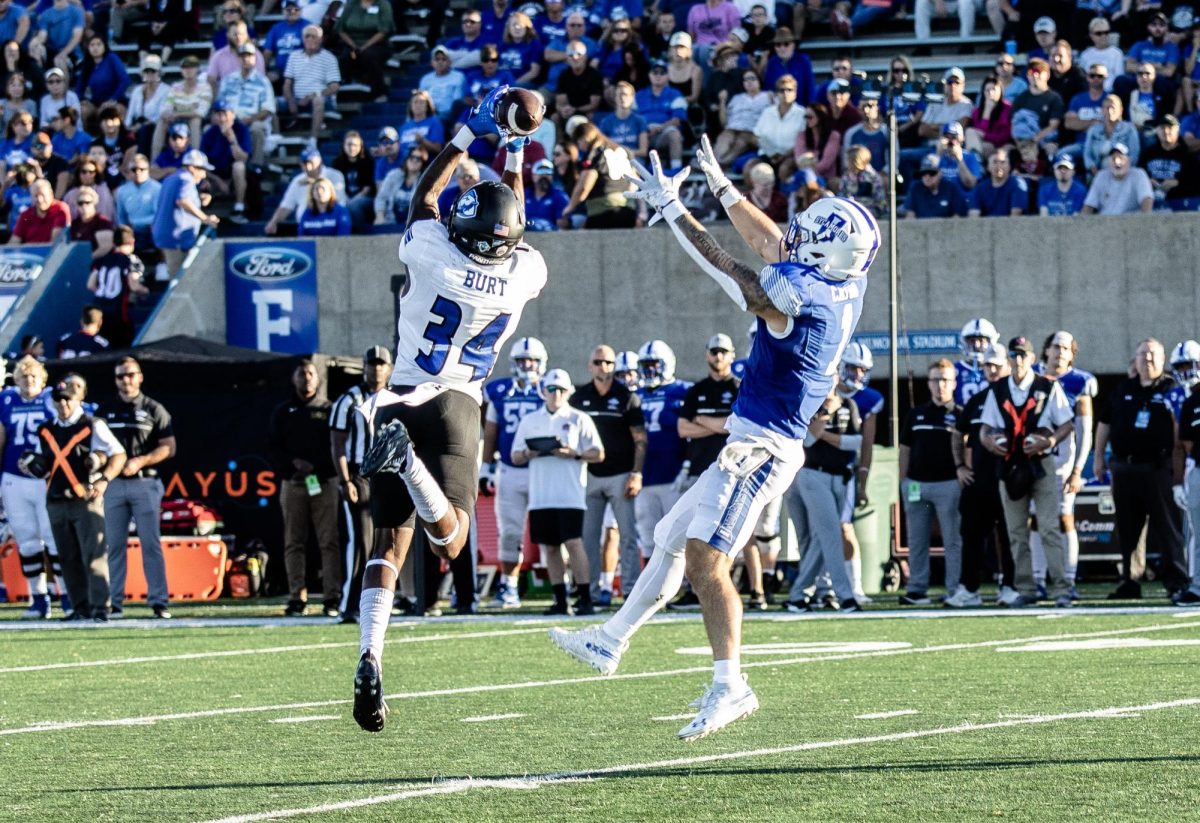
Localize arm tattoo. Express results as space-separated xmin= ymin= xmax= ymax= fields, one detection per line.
xmin=674 ymin=211 xmax=775 ymax=315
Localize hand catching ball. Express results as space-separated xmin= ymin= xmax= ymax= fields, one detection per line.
xmin=494 ymin=88 xmax=545 ymax=136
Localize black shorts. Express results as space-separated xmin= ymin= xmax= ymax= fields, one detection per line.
xmin=529 ymin=508 xmax=585 ymax=546
xmin=369 ymin=386 xmax=481 ymax=529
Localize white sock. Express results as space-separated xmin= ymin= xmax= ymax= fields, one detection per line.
xmin=713 ymin=657 xmax=741 ymax=686
xmin=846 ymin=557 xmax=863 ymax=598
xmin=1064 ymin=530 xmax=1079 ymax=585
xmin=358 ymin=587 xmax=393 ymax=663
xmin=599 ymin=571 xmax=615 ymax=592
xmin=503 ymin=573 xmax=520 ymax=590
xmin=27 ymin=572 xmax=48 ymax=596
xmin=402 ymin=452 xmax=450 ymax=524
xmin=603 ymin=548 xmax=686 ymax=645
xmin=1029 ymin=530 xmax=1046 ymax=585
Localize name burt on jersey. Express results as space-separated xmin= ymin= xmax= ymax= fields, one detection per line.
xmin=463 ymin=268 xmax=508 ymax=296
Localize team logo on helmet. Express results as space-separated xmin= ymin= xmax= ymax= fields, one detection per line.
xmin=812 ymin=212 xmax=848 ymax=243
xmin=456 ymin=188 xmax=479 ymax=219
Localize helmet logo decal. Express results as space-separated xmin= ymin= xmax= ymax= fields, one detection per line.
xmin=457 ymin=188 xmax=479 ymax=218
xmin=493 ymin=222 xmax=510 ymax=237
xmin=811 ymin=211 xmax=848 ymax=243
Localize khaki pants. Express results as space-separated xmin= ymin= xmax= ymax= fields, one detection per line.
xmin=280 ymin=478 xmax=341 ymax=604
xmin=1001 ymin=456 xmax=1069 ymax=600
xmin=48 ymin=497 xmax=108 ymax=616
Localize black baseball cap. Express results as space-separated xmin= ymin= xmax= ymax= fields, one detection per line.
xmin=1007 ymin=336 xmax=1034 ymax=356
xmin=363 ymin=345 xmax=393 ymax=365
xmin=51 ymin=376 xmax=86 ymax=401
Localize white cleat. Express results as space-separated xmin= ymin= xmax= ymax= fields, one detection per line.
xmin=688 ymin=682 xmax=714 ymax=710
xmin=678 ymin=676 xmax=758 ymax=742
xmin=547 ymin=625 xmax=626 ymax=676
xmin=943 ymin=585 xmax=983 ymax=608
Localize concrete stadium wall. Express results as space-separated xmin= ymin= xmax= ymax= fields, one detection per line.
xmin=147 ymin=212 xmax=1200 ymax=378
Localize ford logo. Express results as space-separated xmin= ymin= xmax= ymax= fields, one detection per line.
xmin=0 ymin=251 xmax=45 ymax=285
xmin=229 ymin=246 xmax=313 ymax=282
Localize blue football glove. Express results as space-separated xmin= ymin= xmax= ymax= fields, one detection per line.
xmin=503 ymin=132 xmax=529 ymax=153
xmin=466 ymin=84 xmax=507 ymax=137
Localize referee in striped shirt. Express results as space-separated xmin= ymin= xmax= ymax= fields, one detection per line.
xmin=330 ymin=345 xmax=392 ymax=623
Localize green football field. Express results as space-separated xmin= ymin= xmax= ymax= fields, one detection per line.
xmin=2 ymin=604 xmax=1200 ymax=822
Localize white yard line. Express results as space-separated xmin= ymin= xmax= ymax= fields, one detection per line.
xmin=855 ymin=710 xmax=919 ymax=720
xmin=268 ymin=716 xmax=340 ymax=724
xmin=0 ymin=627 xmax=549 ymax=675
xmin=651 ymin=713 xmax=696 ymax=722
xmin=195 ymin=697 xmax=1200 ymax=823
xmin=3 ymin=620 xmax=1198 ymax=737
xmin=460 ymin=713 xmax=526 ymax=723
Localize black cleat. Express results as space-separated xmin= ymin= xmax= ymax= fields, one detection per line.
xmin=361 ymin=420 xmax=411 ymax=476
xmin=353 ymin=652 xmax=388 ymax=733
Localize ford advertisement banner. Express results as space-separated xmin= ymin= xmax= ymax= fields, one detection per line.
xmin=224 ymin=241 xmax=318 ymax=353
xmin=0 ymin=245 xmax=50 ymax=323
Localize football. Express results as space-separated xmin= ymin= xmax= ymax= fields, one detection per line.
xmin=494 ymin=88 xmax=545 ymax=136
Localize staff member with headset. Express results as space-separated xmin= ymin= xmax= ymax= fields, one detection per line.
xmin=98 ymin=356 xmax=176 ymax=620
xmin=1094 ymin=337 xmax=1189 ymax=602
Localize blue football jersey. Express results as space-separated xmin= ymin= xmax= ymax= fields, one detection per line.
xmin=850 ymin=385 xmax=885 ymax=420
xmin=0 ymin=388 xmax=55 ymax=475
xmin=484 ymin=377 xmax=544 ymax=467
xmin=1167 ymin=384 xmax=1189 ymax=421
xmin=954 ymin=360 xmax=988 ymax=406
xmin=731 ymin=358 xmax=748 ymax=380
xmin=733 ymin=264 xmax=866 ymax=440
xmin=639 ymin=379 xmax=692 ymax=485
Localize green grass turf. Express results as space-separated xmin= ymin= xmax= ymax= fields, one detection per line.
xmin=2 ymin=609 xmax=1199 ymax=822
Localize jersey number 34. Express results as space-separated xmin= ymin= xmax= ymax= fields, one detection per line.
xmin=416 ymin=294 xmax=512 ymax=382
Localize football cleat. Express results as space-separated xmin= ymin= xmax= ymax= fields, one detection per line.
xmin=20 ymin=593 xmax=50 ymax=620
xmin=678 ymin=676 xmax=759 ymax=742
xmin=489 ymin=582 xmax=521 ymax=609
xmin=548 ymin=625 xmax=626 ymax=676
xmin=353 ymin=652 xmax=388 ymax=733
xmin=943 ymin=585 xmax=982 ymax=608
xmin=362 ymin=420 xmax=412 ymax=476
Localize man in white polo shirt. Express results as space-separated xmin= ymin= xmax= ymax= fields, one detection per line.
xmin=512 ymin=368 xmax=604 ymax=616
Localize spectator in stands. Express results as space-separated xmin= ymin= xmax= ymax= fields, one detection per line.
xmin=153 ymin=56 xmax=210 ymax=157
xmin=1184 ymin=87 xmax=1200 ymax=150
xmin=754 ymin=72 xmax=804 ymax=179
xmin=919 ymin=68 xmax=974 ymax=144
xmin=398 ymin=90 xmax=443 ymax=159
xmin=199 ymin=100 xmax=250 ymax=224
xmin=795 ymin=102 xmax=840 ymax=183
xmin=643 ymin=9 xmax=673 ymax=60
xmin=64 ymin=159 xmax=114 ymax=220
xmin=701 ymin=42 xmax=743 ymax=132
xmin=745 ymin=159 xmax=789 ymax=221
xmin=1181 ymin=27 xmax=1200 ymax=106
xmin=552 ymin=139 xmax=578 ymax=193
xmin=1049 ymin=39 xmax=1086 ymax=108
xmin=533 ymin=0 xmax=567 ymax=46
xmin=914 ymin=0 xmax=1003 ymax=49
xmin=57 ymin=305 xmax=109 ymax=359
xmin=284 ymin=27 xmax=341 ymax=150
xmin=0 ymin=2 xmax=29 ymax=47
xmin=76 ymin=35 xmax=129 ymax=124
xmin=150 ymin=122 xmax=189 ymax=181
xmin=38 ymin=67 xmax=79 ymax=130
xmin=763 ymin=27 xmax=813 ymax=105
xmin=1080 ymin=17 xmax=1123 ymax=91
xmin=265 ymin=146 xmax=346 ymax=234
xmin=336 ymin=0 xmax=395 ymax=102
xmin=125 ymin=56 xmax=168 ymax=156
xmin=86 ymin=143 xmax=121 ymax=195
xmin=543 ymin=11 xmax=595 ymax=88
xmin=686 ymin=0 xmax=740 ymax=67
xmin=498 ymin=11 xmax=541 ymax=86
xmin=711 ymin=67 xmax=769 ymax=164
xmin=1029 ymin=15 xmax=1057 ymax=62
xmin=138 ymin=0 xmax=193 ymax=63
xmin=214 ymin=1 xmax=254 ymax=50
xmin=1127 ymin=11 xmax=1180 ymax=78
xmin=741 ymin=5 xmax=774 ymax=73
xmin=463 ymin=43 xmax=514 ymax=109
xmin=1122 ymin=63 xmax=1173 ymax=141
xmin=115 ymin=153 xmax=159 ymax=259
xmin=1011 ymin=58 xmax=1064 ymax=152
xmin=208 ymin=22 xmax=265 ymax=93
xmin=593 ymin=16 xmax=640 ymax=82
xmin=932 ymin=121 xmax=981 ymax=191
xmin=560 ymin=121 xmax=637 ymax=228
xmin=665 ymin=32 xmax=703 ymax=113
xmin=297 ymin=176 xmax=351 ymax=236
xmin=0 ymin=108 xmax=31 ymax=175
xmin=636 ymin=59 xmax=687 ymax=171
xmin=50 ymin=106 xmax=90 ymax=167
xmin=554 ymin=40 xmax=603 ymax=128
xmin=3 ymin=161 xmax=34 ymax=230
xmin=837 ymin=144 xmax=884 ymax=216
xmin=524 ymin=157 xmax=568 ymax=231
xmin=1 ymin=39 xmax=43 ymax=103
xmin=1 ymin=72 xmax=35 ymax=128
xmin=598 ymin=80 xmax=648 ymax=157
xmin=1038 ymin=152 xmax=1087 ymax=215
xmin=480 ymin=0 xmax=513 ymax=44
xmin=29 ymin=130 xmax=68 ymax=196
xmin=86 ymin=228 xmax=146 ymax=348
xmin=993 ymin=53 xmax=1028 ymax=102
xmin=1140 ymin=114 xmax=1199 ymax=206
xmin=215 ymin=49 xmax=274 ymax=168
xmin=1083 ymin=141 xmax=1154 ymax=213
xmin=884 ymin=56 xmax=925 ymax=148
xmin=372 ymin=125 xmax=403 ymax=184
xmin=965 ymin=75 xmax=1012 ymax=160
xmin=268 ymin=358 xmax=340 ymax=618
xmin=264 ymin=0 xmax=306 ymax=84
xmin=374 ymin=144 xmax=425 ymax=225
xmin=92 ymin=104 xmax=135 ymax=182
xmin=824 ymin=77 xmax=861 ymax=138
xmin=332 ymin=130 xmax=376 ymax=229
xmin=151 ymin=149 xmax=218 ymax=277
xmin=814 ymin=56 xmax=861 ymax=106
xmin=898 ymin=359 xmax=963 ymax=605
xmin=68 ymin=185 xmax=114 ymax=257
xmin=419 ymin=45 xmax=466 ymax=126
xmin=903 ymin=153 xmax=968 ymax=218
xmin=29 ymin=0 xmax=85 ymax=73
xmin=1062 ymin=63 xmax=1108 ymax=161
xmin=842 ymin=93 xmax=887 ymax=169
xmin=1083 ymin=94 xmax=1140 ymax=175
xmin=968 ymin=147 xmax=1027 ymax=216
xmin=443 ymin=9 xmax=490 ymax=71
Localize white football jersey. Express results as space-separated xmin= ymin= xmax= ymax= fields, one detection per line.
xmin=391 ymin=219 xmax=548 ymax=402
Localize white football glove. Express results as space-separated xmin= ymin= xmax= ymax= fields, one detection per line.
xmin=624 ymin=150 xmax=690 ymax=225
xmin=694 ymin=133 xmax=735 ymax=200
xmin=1173 ymin=483 xmax=1188 ymax=510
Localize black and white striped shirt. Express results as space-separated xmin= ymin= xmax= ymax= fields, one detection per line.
xmin=284 ymin=48 xmax=341 ymax=99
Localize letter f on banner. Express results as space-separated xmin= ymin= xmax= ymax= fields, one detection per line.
xmin=252 ymin=289 xmax=293 ymax=351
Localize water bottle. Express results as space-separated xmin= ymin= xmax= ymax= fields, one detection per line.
xmin=1004 ymin=39 xmax=1017 ymax=56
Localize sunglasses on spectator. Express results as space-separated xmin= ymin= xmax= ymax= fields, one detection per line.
xmin=1091 ymin=28 xmax=1110 ymax=35
xmin=115 ymin=371 xmax=141 ymax=379
xmin=481 ymin=55 xmax=498 ymax=62
xmin=77 ymin=198 xmax=96 ymax=205
xmin=545 ymin=386 xmax=569 ymax=394
xmin=592 ymin=359 xmax=614 ymax=366
xmin=776 ymin=85 xmax=796 ymax=92
xmin=708 ymin=348 xmax=730 ymax=356
xmin=1138 ymin=70 xmax=1153 ymax=76
xmin=996 ymin=60 xmax=1013 ymax=67
xmin=920 ymin=170 xmax=938 ymax=177
xmin=1088 ymin=72 xmax=1106 ymax=78
xmin=47 ymin=78 xmax=62 ymax=84
xmin=463 ymin=17 xmax=480 ymax=24
xmin=891 ymin=66 xmax=907 ymax=73
xmin=614 ymin=27 xmax=630 ymax=33
xmin=133 ymin=165 xmax=149 ymax=171
xmin=567 ymin=21 xmax=584 ymax=27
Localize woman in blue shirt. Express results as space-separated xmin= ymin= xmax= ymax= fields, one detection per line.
xmin=0 ymin=109 xmax=33 ymax=176
xmin=498 ymin=12 xmax=542 ymax=86
xmin=298 ymin=176 xmax=351 ymax=236
xmin=77 ymin=35 xmax=130 ymax=123
xmin=398 ymin=90 xmax=444 ymax=157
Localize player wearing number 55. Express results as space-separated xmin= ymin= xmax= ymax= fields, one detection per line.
xmin=350 ymin=84 xmax=548 ymax=734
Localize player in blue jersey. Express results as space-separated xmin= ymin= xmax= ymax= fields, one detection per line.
xmin=550 ymin=139 xmax=880 ymax=741
xmin=955 ymin=318 xmax=999 ymax=406
xmin=1031 ymin=331 xmax=1098 ymax=598
xmin=0 ymin=356 xmax=62 ymax=618
xmin=480 ymin=336 xmax=548 ymax=609
xmin=1167 ymin=340 xmax=1200 ymax=421
xmin=634 ymin=340 xmax=693 ymax=559
xmin=836 ymin=341 xmax=883 ymax=603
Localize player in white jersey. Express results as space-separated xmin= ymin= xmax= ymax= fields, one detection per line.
xmin=351 ymin=85 xmax=548 ymax=733
xmin=550 ymin=142 xmax=879 ymax=741
xmin=955 ymin=318 xmax=999 ymax=406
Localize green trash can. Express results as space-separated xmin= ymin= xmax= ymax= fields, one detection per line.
xmin=850 ymin=446 xmax=899 ymax=595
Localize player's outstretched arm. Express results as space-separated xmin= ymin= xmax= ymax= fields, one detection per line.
xmin=695 ymin=134 xmax=784 ymax=264
xmin=407 ymin=85 xmax=508 ymax=229
xmin=500 ymin=132 xmax=526 ymax=211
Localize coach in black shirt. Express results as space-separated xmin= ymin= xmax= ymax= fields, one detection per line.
xmin=678 ymin=334 xmax=739 ymax=477
xmin=571 ymin=343 xmax=646 ymax=599
xmin=1094 ymin=338 xmax=1187 ymax=600
xmin=98 ymin=356 xmax=176 ymax=619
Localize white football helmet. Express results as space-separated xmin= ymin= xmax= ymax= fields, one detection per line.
xmin=1170 ymin=339 xmax=1200 ymax=389
xmin=637 ymin=339 xmax=676 ymax=389
xmin=779 ymin=196 xmax=881 ymax=281
xmin=960 ymin=318 xmax=999 ymax=366
xmin=614 ymin=350 xmax=639 ymax=389
xmin=840 ymin=341 xmax=874 ymax=391
xmin=509 ymin=336 xmax=548 ymax=383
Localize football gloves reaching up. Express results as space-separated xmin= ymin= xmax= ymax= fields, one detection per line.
xmin=624 ymin=150 xmax=690 ymax=225
xmin=693 ymin=133 xmax=735 ymax=200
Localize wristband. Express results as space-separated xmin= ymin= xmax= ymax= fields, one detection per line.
xmin=661 ymin=198 xmax=688 ymax=222
xmin=718 ymin=186 xmax=744 ymax=209
xmin=451 ymin=126 xmax=475 ymax=151
xmin=504 ymin=148 xmax=523 ymax=172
